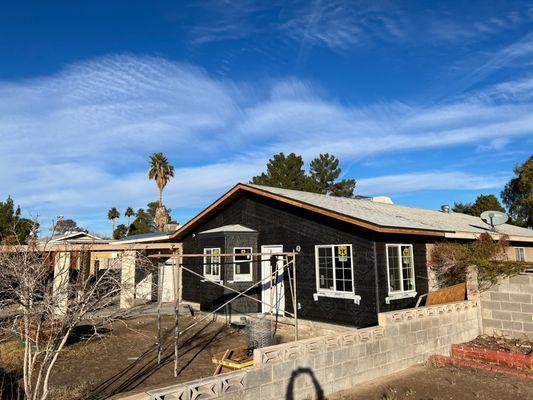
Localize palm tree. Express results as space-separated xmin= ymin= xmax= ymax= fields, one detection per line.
xmin=148 ymin=152 xmax=175 ymax=207
xmin=107 ymin=207 xmax=120 ymax=233
xmin=125 ymin=207 xmax=134 ymax=226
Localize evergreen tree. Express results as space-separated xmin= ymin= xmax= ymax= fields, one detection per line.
xmin=502 ymin=155 xmax=533 ymax=228
xmin=309 ymin=153 xmax=356 ymax=197
xmin=50 ymin=218 xmax=80 ymax=234
xmin=0 ymin=197 xmax=35 ymax=244
xmin=470 ymin=194 xmax=505 ymax=216
xmin=112 ymin=223 xmax=127 ymax=240
xmin=453 ymin=194 xmax=505 ymax=217
xmin=128 ymin=208 xmax=152 ymax=236
xmin=251 ymin=152 xmax=315 ymax=191
xmin=452 ymin=202 xmax=473 ymax=215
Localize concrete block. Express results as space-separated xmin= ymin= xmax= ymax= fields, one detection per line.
xmin=415 ymin=330 xmax=428 ymax=344
xmin=501 ymin=320 xmax=523 ymax=331
xmin=365 ymin=341 xmax=379 ymax=356
xmin=341 ymin=360 xmax=359 ymax=377
xmin=333 ymin=348 xmax=350 ymax=364
xmin=509 ymin=293 xmax=531 ymax=303
xmin=314 ymin=352 xmax=333 ymax=369
xmin=410 ymin=320 xmax=422 ymax=332
xmin=352 ymin=343 xmax=366 ymax=358
xmin=379 ymin=337 xmax=394 ymax=353
xmin=521 ymin=303 xmax=533 ymax=313
xmin=246 ymin=366 xmax=273 ymax=389
xmin=492 ymin=310 xmax=512 ymax=321
xmin=490 ymin=292 xmax=510 ymax=302
xmin=509 ymin=274 xmax=531 ymax=285
xmin=398 ymin=323 xmax=410 ymax=335
xmin=373 ymin=351 xmax=390 ymax=367
xmin=242 ymin=387 xmax=261 ymax=400
xmin=523 ymin=322 xmax=533 ymax=333
xmin=384 ymin=325 xmax=399 ymax=337
xmin=483 ymin=318 xmax=502 ymax=329
xmin=272 ymin=360 xmax=295 ymax=381
xmin=500 ymin=302 xmax=521 ymax=312
xmin=511 ymin=312 xmax=532 ymax=323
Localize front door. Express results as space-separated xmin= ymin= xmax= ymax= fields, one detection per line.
xmin=261 ymin=245 xmax=285 ymax=315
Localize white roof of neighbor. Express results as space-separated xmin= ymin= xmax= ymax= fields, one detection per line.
xmin=47 ymin=231 xmax=106 ymax=243
xmin=199 ymin=224 xmax=257 ymax=234
xmin=247 ymin=184 xmax=533 ymax=240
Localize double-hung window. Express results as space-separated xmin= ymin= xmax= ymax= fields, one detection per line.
xmin=315 ymin=244 xmax=354 ymax=294
xmin=386 ymin=244 xmax=415 ymax=296
xmin=515 ymin=247 xmax=526 ymax=262
xmin=203 ymin=248 xmax=221 ymax=280
xmin=233 ymin=247 xmax=252 ymax=281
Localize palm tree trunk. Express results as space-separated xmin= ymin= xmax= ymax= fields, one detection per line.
xmin=112 ymin=219 xmax=115 ymax=233
xmin=159 ymin=188 xmax=163 ymax=208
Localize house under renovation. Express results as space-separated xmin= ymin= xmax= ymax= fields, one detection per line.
xmin=170 ymin=183 xmax=533 ymax=328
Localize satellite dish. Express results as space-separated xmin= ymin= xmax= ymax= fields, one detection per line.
xmin=480 ymin=210 xmax=508 ymax=231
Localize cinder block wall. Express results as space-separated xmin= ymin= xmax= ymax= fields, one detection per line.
xmin=118 ymin=300 xmax=479 ymax=400
xmin=480 ymin=273 xmax=533 ymax=340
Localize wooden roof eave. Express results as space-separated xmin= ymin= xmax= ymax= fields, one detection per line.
xmin=170 ymin=184 xmax=447 ymax=240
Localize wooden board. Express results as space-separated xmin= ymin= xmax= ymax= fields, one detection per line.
xmin=427 ymin=283 xmax=466 ymax=306
xmin=212 ymin=345 xmax=253 ymax=370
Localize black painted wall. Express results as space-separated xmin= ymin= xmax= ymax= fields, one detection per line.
xmin=181 ymin=192 xmax=431 ymax=328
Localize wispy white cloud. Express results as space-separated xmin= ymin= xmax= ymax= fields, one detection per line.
xmin=1 ymin=54 xmax=531 ymax=234
xmin=186 ymin=1 xmax=533 ymax=53
xmin=357 ymin=171 xmax=508 ymax=196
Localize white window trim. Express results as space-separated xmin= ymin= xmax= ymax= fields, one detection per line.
xmin=233 ymin=247 xmax=253 ymax=282
xmin=385 ymin=244 xmax=417 ymax=301
xmin=515 ymin=247 xmax=526 ymax=262
xmin=203 ymin=248 xmax=221 ymax=281
xmin=314 ymin=244 xmax=358 ymax=301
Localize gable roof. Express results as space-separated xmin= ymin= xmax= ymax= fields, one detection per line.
xmin=48 ymin=231 xmax=106 ymax=243
xmin=170 ymin=183 xmax=533 ymax=241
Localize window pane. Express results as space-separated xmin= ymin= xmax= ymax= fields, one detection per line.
xmin=235 ymin=248 xmax=251 ymax=277
xmin=516 ymin=248 xmax=525 ymax=262
xmin=387 ymin=246 xmax=402 ymax=292
xmin=401 ymin=246 xmax=414 ymax=291
xmin=204 ymin=248 xmax=221 ymax=277
xmin=334 ymin=245 xmax=352 ymax=292
xmin=318 ymin=247 xmax=334 ymax=290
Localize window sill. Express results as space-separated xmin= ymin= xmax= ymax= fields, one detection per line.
xmin=313 ymin=291 xmax=361 ymax=304
xmin=201 ymin=278 xmax=222 ymax=284
xmin=227 ymin=278 xmax=253 ymax=283
xmin=385 ymin=291 xmax=417 ymax=304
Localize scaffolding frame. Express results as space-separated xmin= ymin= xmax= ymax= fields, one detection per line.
xmin=149 ymin=251 xmax=299 ymax=376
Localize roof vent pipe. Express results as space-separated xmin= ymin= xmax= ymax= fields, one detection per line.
xmin=441 ymin=205 xmax=450 ymax=213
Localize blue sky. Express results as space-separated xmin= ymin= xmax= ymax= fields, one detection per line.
xmin=1 ymin=1 xmax=532 ymax=236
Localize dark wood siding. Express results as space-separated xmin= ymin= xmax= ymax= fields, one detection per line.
xmin=374 ymin=234 xmax=431 ymax=312
xmin=181 ymin=192 xmax=434 ymax=327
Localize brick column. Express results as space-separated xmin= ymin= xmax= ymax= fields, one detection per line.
xmin=120 ymin=250 xmax=136 ymax=308
xmin=53 ymin=252 xmax=70 ymax=315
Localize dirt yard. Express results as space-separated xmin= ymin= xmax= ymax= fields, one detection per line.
xmin=329 ymin=363 xmax=533 ymax=400
xmin=0 ymin=314 xmax=253 ymax=399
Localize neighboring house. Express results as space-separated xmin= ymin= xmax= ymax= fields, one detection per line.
xmin=170 ymin=183 xmax=533 ymax=328
xmin=47 ymin=231 xmax=107 ymax=244
xmin=43 ymin=231 xmax=116 ymax=273
xmin=115 ymin=228 xmax=181 ymax=303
